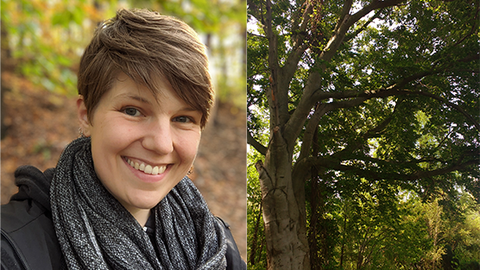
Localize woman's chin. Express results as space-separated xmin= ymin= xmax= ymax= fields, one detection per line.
xmin=131 ymin=197 xmax=163 ymax=210
xmin=116 ymin=192 xmax=166 ymax=214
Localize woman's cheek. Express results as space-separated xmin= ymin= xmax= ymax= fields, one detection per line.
xmin=179 ymin=131 xmax=201 ymax=161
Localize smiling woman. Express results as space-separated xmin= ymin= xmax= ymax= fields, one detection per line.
xmin=79 ymin=72 xmax=203 ymax=225
xmin=1 ymin=9 xmax=245 ymax=270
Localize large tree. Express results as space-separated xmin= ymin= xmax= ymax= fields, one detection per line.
xmin=247 ymin=0 xmax=479 ymax=269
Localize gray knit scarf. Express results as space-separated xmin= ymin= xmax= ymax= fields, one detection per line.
xmin=50 ymin=137 xmax=227 ymax=269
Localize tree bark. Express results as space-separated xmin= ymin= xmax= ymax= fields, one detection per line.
xmin=258 ymin=134 xmax=310 ymax=269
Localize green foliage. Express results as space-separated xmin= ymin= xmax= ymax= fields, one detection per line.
xmin=247 ymin=148 xmax=267 ymax=269
xmin=151 ymin=0 xmax=247 ymax=107
xmin=247 ymin=31 xmax=270 ymax=136
xmin=1 ymin=0 xmax=102 ymax=95
xmin=247 ymin=0 xmax=479 ymax=268
xmin=2 ymin=0 xmax=246 ymax=107
xmin=442 ymin=190 xmax=480 ymax=268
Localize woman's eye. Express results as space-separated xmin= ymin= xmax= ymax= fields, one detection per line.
xmin=173 ymin=116 xmax=192 ymax=123
xmin=123 ymin=107 xmax=142 ymax=117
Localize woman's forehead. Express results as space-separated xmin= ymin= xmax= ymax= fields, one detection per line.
xmin=108 ymin=73 xmax=198 ymax=110
xmin=111 ymin=72 xmax=168 ymax=99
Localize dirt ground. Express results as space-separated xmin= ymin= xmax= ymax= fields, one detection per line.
xmin=1 ymin=71 xmax=247 ymax=260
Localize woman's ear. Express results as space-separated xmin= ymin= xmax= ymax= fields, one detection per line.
xmin=76 ymin=96 xmax=91 ymax=137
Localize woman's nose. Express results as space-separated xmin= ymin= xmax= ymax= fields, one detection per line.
xmin=142 ymin=120 xmax=174 ymax=155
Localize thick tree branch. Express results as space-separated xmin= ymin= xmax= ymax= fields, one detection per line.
xmin=307 ymin=66 xmax=440 ymax=102
xmin=358 ymin=154 xmax=449 ymax=169
xmin=283 ymin=0 xmax=408 ymax=151
xmin=280 ymin=43 xmax=309 ymax=101
xmin=324 ymin=96 xmax=369 ymax=112
xmin=458 ymin=53 xmax=480 ymax=63
xmin=411 ymin=158 xmax=478 ymax=180
xmin=353 ymin=87 xmax=479 ymax=131
xmin=247 ymin=0 xmax=263 ymax=25
xmin=291 ymin=156 xmax=313 ymax=195
xmin=286 ymin=61 xmax=478 ymax=155
xmin=298 ymin=103 xmax=329 ymax=161
xmin=306 ymin=64 xmax=480 ymax=132
xmin=294 ymin=101 xmax=397 ymax=186
xmin=264 ymin=0 xmax=292 ymax=131
xmin=332 ymin=101 xmax=401 ymax=160
xmin=265 ymin=0 xmax=277 ymax=70
xmin=283 ymin=71 xmax=322 ymax=151
xmin=289 ymin=0 xmax=313 ymax=56
xmin=248 ymin=131 xmax=268 ymax=156
xmin=332 ymin=0 xmax=406 ymax=55
xmin=348 ymin=0 xmax=406 ymax=29
xmin=345 ymin=8 xmax=386 ymax=43
xmin=247 ymin=32 xmax=266 ymax=39
xmin=335 ymin=0 xmax=353 ymax=34
xmin=310 ymin=155 xmax=479 ymax=182
xmin=275 ymin=1 xmax=315 ymax=129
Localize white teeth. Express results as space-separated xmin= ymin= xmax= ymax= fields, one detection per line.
xmin=126 ymin=158 xmax=166 ymax=175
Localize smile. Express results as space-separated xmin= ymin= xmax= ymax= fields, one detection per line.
xmin=125 ymin=157 xmax=167 ymax=175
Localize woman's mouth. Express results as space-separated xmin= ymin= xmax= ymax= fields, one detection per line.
xmin=124 ymin=157 xmax=167 ymax=175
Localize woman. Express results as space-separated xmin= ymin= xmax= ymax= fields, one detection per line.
xmin=1 ymin=9 xmax=245 ymax=270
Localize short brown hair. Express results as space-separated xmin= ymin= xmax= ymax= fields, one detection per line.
xmin=77 ymin=9 xmax=214 ymax=127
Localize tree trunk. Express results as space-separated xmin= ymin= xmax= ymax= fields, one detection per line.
xmin=257 ymin=135 xmax=310 ymax=269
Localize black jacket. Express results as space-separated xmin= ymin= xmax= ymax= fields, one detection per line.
xmin=1 ymin=166 xmax=246 ymax=270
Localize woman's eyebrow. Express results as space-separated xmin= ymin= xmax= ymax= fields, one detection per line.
xmin=129 ymin=95 xmax=150 ymax=104
xmin=115 ymin=93 xmax=151 ymax=104
xmin=179 ymin=106 xmax=200 ymax=112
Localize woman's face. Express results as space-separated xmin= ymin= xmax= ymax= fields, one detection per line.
xmin=78 ymin=73 xmax=202 ymax=216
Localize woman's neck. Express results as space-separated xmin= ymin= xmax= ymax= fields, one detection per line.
xmin=124 ymin=206 xmax=151 ymax=227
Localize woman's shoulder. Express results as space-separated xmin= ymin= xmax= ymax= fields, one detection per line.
xmin=2 ymin=199 xmax=66 ymax=270
xmin=215 ymin=217 xmax=247 ymax=270
xmin=1 ymin=166 xmax=66 ymax=270
xmin=2 ymin=165 xmax=55 ymax=233
xmin=2 ymin=200 xmax=59 ymax=269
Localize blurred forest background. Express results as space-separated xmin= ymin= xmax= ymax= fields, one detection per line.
xmin=0 ymin=0 xmax=246 ymax=260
